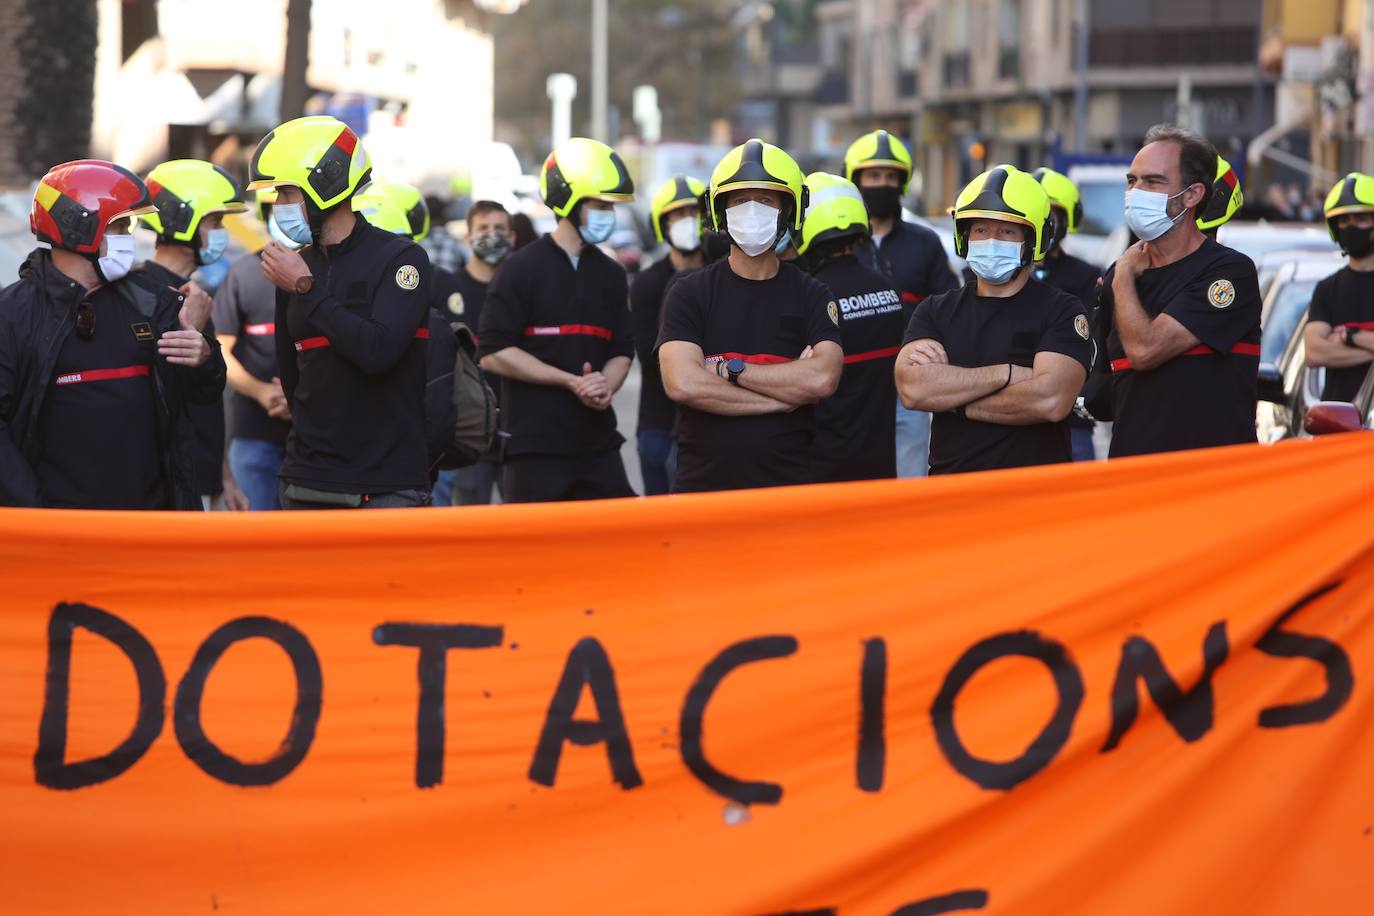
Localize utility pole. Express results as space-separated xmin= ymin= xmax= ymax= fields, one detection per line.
xmin=1360 ymin=0 xmax=1374 ymax=172
xmin=1073 ymin=0 xmax=1088 ymax=151
xmin=547 ymin=73 xmax=578 ymax=149
xmin=281 ymin=0 xmax=312 ymax=122
xmin=591 ymin=0 xmax=608 ymax=141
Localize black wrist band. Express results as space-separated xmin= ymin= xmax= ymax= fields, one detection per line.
xmin=1003 ymin=362 xmax=1014 ymax=389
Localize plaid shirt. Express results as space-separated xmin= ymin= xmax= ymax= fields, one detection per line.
xmin=421 ymin=226 xmax=466 ymax=273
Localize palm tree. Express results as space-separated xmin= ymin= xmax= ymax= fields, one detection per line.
xmin=280 ymin=0 xmax=312 ymax=122
xmin=0 ymin=0 xmax=98 ymax=184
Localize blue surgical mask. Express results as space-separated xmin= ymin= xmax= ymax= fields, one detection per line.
xmin=774 ymin=229 xmax=793 ymax=255
xmin=579 ymin=208 xmax=617 ymax=245
xmin=198 ymin=227 xmax=229 ymax=265
xmin=1124 ymin=187 xmax=1187 ymax=242
xmin=965 ymin=238 xmax=1025 ymax=285
xmin=269 ymin=201 xmax=313 ymax=248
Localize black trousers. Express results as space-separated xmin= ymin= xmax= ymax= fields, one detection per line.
xmin=502 ymin=449 xmax=636 ymax=504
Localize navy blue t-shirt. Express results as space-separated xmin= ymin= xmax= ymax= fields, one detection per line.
xmin=1103 ymin=238 xmax=1261 ymax=458
xmin=37 ymin=285 xmax=167 ymax=508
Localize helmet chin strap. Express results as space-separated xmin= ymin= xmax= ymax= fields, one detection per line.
xmin=305 ymin=198 xmax=328 ymax=245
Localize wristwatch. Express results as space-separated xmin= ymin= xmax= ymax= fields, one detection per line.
xmin=294 ymin=275 xmax=314 ymax=295
xmin=1346 ymin=325 xmax=1360 ymax=348
xmin=726 ymin=358 xmax=746 ymax=386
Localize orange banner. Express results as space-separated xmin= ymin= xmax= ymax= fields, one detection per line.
xmin=2 ymin=436 xmax=1373 ymax=914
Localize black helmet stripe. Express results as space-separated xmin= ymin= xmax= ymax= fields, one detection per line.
xmin=605 ymin=150 xmax=634 ymax=197
xmin=874 ymin=131 xmax=894 ymax=163
xmin=1338 ymin=175 xmax=1362 ymax=210
xmin=719 ymin=139 xmax=779 ymax=187
xmin=405 ymin=200 xmax=427 ymax=237
xmin=673 ymin=175 xmax=692 ymax=204
xmin=212 ymin=163 xmax=245 ymax=203
xmin=544 ymin=160 xmax=572 ymax=211
xmin=152 ymin=186 xmax=193 ymax=236
xmin=962 ymin=168 xmax=1025 ymax=218
xmin=249 ymin=129 xmax=276 ymax=183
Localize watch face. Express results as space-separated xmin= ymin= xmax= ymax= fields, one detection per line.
xmin=295 ymin=276 xmax=313 ymax=295
xmin=727 ymin=358 xmax=745 ymax=374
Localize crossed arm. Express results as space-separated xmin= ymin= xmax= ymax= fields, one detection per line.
xmin=895 ymin=339 xmax=1086 ymax=425
xmin=658 ymin=340 xmax=843 ymax=416
xmin=1304 ymin=321 xmax=1374 ymax=370
xmin=1111 ymin=268 xmax=1202 ymax=372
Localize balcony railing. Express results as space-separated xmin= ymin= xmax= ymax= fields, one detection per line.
xmin=1089 ymin=27 xmax=1257 ymax=67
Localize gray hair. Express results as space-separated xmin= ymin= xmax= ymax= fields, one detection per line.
xmin=1143 ymin=124 xmax=1217 ymax=217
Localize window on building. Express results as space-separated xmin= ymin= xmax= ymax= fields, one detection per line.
xmin=943 ymin=1 xmax=971 ymax=87
xmin=945 ymin=1 xmax=969 ymax=51
xmin=998 ymin=0 xmax=1022 ymax=81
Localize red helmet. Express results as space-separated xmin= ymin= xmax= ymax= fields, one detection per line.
xmin=30 ymin=160 xmax=155 ymax=255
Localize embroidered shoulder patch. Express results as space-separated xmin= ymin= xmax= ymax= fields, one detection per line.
xmin=1207 ymin=279 xmax=1235 ymax=309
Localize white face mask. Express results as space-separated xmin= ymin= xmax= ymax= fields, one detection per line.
xmin=97 ymin=233 xmax=137 ymax=282
xmin=1124 ymin=187 xmax=1188 ymax=242
xmin=667 ymin=215 xmax=701 ymax=252
xmin=725 ymin=201 xmax=781 ymax=257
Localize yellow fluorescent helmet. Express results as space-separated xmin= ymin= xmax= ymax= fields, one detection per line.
xmin=1196 ymin=156 xmax=1244 ymax=233
xmin=354 ymin=193 xmax=413 ymax=238
xmin=141 ymin=159 xmax=247 ymax=243
xmin=255 ymin=187 xmax=279 ymax=223
xmin=951 ymin=164 xmax=1052 ymax=263
xmin=650 ymin=175 xmax=707 ymax=243
xmin=798 ymin=172 xmax=868 ymax=255
xmin=540 ymin=137 xmax=635 ymax=219
xmin=1030 ymin=167 xmax=1083 ymax=235
xmin=709 ymin=138 xmax=807 ymax=231
xmin=352 ymin=178 xmax=430 ymax=242
xmin=844 ymin=130 xmax=913 ymax=195
xmin=247 ymin=115 xmax=372 ymax=211
xmin=1323 ymin=172 xmax=1374 ymax=242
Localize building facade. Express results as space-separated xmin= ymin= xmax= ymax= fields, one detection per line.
xmin=735 ymin=0 xmax=1279 ymax=214
xmin=90 ymin=0 xmax=501 ymax=189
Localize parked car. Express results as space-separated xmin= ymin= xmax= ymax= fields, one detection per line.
xmin=1304 ymin=362 xmax=1374 ymax=436
xmin=1217 ymin=222 xmax=1338 ymax=268
xmin=908 ymin=211 xmax=965 ymax=281
xmin=1253 ymin=247 xmax=1344 ymax=295
xmin=1256 ymin=313 xmax=1324 ymax=445
xmin=1061 ymin=164 xmax=1128 ymax=267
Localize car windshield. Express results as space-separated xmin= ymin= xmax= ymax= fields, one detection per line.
xmin=1262 ymin=279 xmax=1318 ymax=364
xmin=1221 ymin=231 xmax=1336 ymax=265
xmin=1077 ymin=180 xmax=1126 ymax=236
